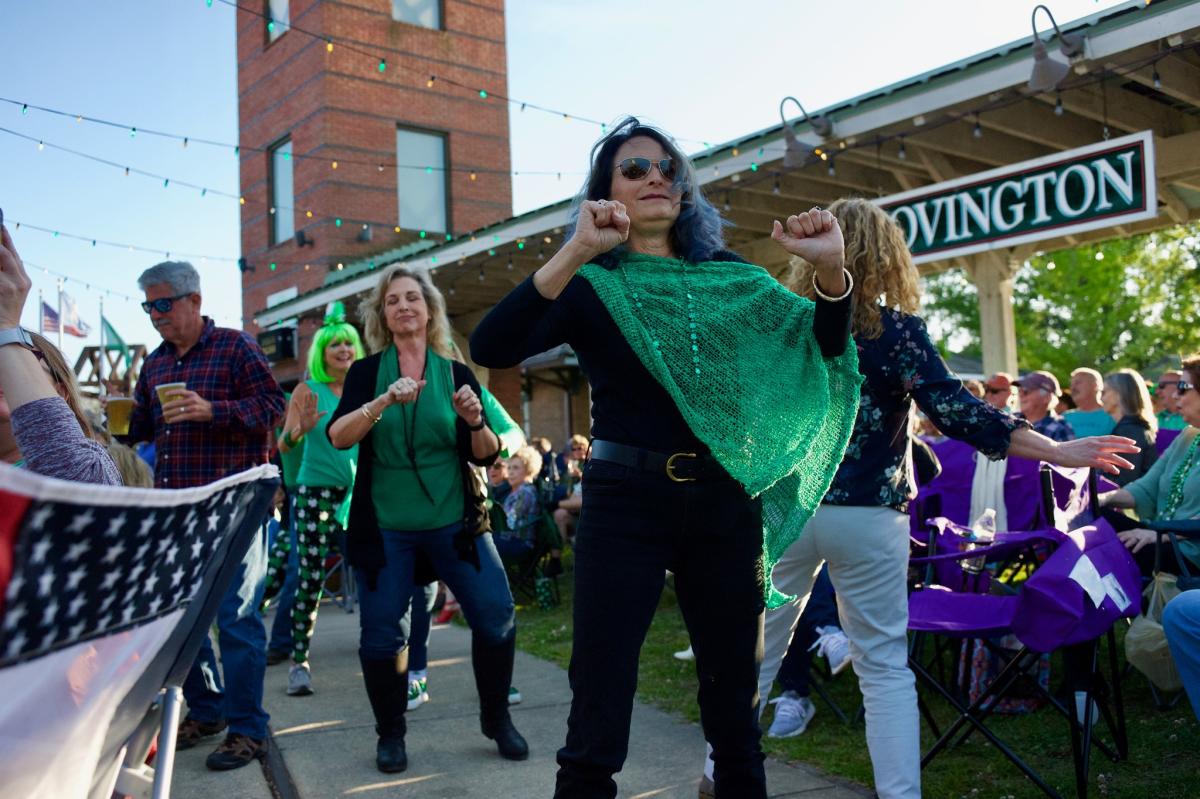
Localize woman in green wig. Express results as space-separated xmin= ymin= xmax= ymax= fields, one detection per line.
xmin=269 ymin=302 xmax=364 ymax=697
xmin=470 ymin=116 xmax=862 ymax=799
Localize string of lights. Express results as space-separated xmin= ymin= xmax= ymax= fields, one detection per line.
xmin=2 ymin=98 xmax=589 ymax=180
xmin=207 ymin=0 xmax=712 ymax=149
xmin=23 ymin=260 xmax=141 ymax=303
xmin=8 ymin=219 xmax=237 ymax=263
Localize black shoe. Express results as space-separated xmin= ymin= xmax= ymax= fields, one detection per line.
xmin=176 ymin=717 xmax=227 ymax=751
xmin=376 ymin=734 xmax=407 ymax=773
xmin=205 ymin=733 xmax=266 ymax=771
xmin=265 ymin=648 xmax=289 ymax=666
xmin=482 ymin=715 xmax=529 ymax=761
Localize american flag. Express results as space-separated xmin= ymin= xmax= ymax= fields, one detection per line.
xmin=40 ymin=294 xmax=91 ymax=338
xmin=0 ymin=463 xmax=278 ymax=798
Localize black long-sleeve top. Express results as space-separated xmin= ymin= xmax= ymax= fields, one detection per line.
xmin=470 ymin=263 xmax=852 ymax=456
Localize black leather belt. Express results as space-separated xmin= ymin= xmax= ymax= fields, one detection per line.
xmin=589 ymin=439 xmax=724 ymax=483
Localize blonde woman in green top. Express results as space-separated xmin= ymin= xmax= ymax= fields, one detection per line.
xmin=274 ymin=303 xmax=364 ymax=696
xmin=327 ymin=267 xmax=526 ymax=774
xmin=1101 ymin=355 xmax=1200 ymax=574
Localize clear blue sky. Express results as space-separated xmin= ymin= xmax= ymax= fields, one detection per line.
xmin=3 ymin=0 xmax=1129 ymax=363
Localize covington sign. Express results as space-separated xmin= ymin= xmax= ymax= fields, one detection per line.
xmin=877 ymin=130 xmax=1156 ymax=264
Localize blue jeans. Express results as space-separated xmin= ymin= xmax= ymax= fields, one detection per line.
xmin=356 ymin=524 xmax=515 ymax=660
xmin=182 ymin=526 xmax=270 ymax=740
xmin=1164 ymin=589 xmax=1200 ymax=721
xmin=408 ymin=582 xmax=438 ymax=673
xmin=777 ymin=564 xmax=839 ymax=696
xmin=268 ymin=521 xmax=300 ymax=653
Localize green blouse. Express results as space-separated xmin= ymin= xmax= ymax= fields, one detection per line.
xmin=1126 ymin=427 xmax=1200 ymax=563
xmin=371 ymin=346 xmax=463 ymax=531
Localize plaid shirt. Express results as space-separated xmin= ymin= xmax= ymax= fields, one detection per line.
xmin=1018 ymin=412 xmax=1076 ymax=443
xmin=128 ymin=318 xmax=285 ymax=488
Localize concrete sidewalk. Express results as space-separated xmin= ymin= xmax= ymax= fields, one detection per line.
xmin=172 ymin=604 xmax=869 ymax=798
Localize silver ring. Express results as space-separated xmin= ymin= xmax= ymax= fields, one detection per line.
xmin=597 ymin=199 xmax=607 ymax=206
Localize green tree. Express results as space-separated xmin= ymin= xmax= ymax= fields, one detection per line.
xmin=921 ymin=223 xmax=1200 ymax=378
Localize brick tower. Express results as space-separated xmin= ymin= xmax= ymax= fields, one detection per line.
xmin=236 ymin=0 xmax=512 ymax=380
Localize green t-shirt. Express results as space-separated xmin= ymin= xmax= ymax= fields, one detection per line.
xmin=296 ymin=380 xmax=357 ymax=488
xmin=371 ymin=346 xmax=464 ymax=531
xmin=276 ymin=391 xmax=305 ymax=489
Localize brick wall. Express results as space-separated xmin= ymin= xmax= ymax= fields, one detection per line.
xmin=237 ymin=0 xmax=513 ymax=381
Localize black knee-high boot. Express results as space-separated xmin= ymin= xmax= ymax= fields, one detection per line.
xmin=472 ymin=633 xmax=529 ymax=760
xmin=359 ymin=652 xmax=408 ymax=773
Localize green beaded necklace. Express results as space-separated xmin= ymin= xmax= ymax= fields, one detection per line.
xmin=1162 ymin=434 xmax=1200 ymax=519
xmin=620 ymin=257 xmax=704 ymax=378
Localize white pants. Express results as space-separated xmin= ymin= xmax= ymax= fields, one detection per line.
xmin=762 ymin=504 xmax=920 ymax=799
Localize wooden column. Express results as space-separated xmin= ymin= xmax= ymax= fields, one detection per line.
xmin=965 ymin=252 xmax=1020 ymax=377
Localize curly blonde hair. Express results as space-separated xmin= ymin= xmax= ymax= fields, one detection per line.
xmin=788 ymin=198 xmax=921 ymax=339
xmin=359 ymin=266 xmax=459 ymax=360
xmin=508 ymin=445 xmax=543 ymax=483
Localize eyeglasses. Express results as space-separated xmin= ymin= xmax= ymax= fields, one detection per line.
xmin=616 ymin=157 xmax=677 ymax=181
xmin=1158 ymin=381 xmax=1180 ymax=390
xmin=985 ymin=387 xmax=1010 ymax=395
xmin=141 ymin=294 xmax=192 ymax=314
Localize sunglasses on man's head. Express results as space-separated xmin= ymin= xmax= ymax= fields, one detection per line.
xmin=141 ymin=294 xmax=191 ymax=314
xmin=616 ymin=157 xmax=677 ymax=182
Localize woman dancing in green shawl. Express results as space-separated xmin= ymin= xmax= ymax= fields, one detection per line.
xmin=471 ymin=117 xmax=861 ymax=799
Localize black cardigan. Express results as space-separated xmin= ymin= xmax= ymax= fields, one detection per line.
xmin=327 ymin=350 xmax=499 ymax=584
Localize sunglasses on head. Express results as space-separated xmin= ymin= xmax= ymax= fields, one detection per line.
xmin=141 ymin=294 xmax=192 ymax=314
xmin=616 ymin=157 xmax=677 ymax=181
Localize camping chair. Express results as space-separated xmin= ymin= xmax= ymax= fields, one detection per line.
xmin=322 ymin=530 xmax=356 ymax=613
xmin=501 ymin=511 xmax=562 ymax=605
xmin=1037 ymin=464 xmax=1132 ymax=796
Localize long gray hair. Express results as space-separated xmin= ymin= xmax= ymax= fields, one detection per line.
xmin=359 ymin=266 xmax=458 ymax=360
xmin=1104 ymin=368 xmax=1157 ymax=432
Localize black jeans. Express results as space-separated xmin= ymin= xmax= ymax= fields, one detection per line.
xmin=554 ymin=458 xmax=768 ymax=799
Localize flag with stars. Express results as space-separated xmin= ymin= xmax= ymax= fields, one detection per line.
xmin=0 ymin=462 xmax=278 ymax=799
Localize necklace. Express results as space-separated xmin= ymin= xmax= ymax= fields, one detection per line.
xmin=1162 ymin=433 xmax=1199 ymax=519
xmin=620 ymin=257 xmax=704 ymax=378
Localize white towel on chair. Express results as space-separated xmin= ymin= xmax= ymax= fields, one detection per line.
xmin=969 ymin=454 xmax=1009 ymax=531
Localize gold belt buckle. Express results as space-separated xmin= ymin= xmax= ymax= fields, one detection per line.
xmin=665 ymin=452 xmax=699 ymax=483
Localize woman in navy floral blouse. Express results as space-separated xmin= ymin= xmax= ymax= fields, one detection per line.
xmin=747 ymin=199 xmax=1138 ymax=799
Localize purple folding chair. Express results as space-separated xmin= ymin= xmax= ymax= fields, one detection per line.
xmin=908 ymin=522 xmax=1066 ymax=797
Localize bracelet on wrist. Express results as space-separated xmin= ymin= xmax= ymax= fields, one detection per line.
xmin=812 ymin=268 xmax=854 ymax=302
xmin=468 ymin=419 xmax=486 ymax=432
xmin=360 ymin=403 xmax=381 ymax=425
xmin=282 ymin=429 xmax=304 ymax=448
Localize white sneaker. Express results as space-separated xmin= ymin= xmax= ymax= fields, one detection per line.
xmin=810 ymin=626 xmax=852 ymax=676
xmin=287 ymin=662 xmax=313 ymax=696
xmin=407 ymin=676 xmax=428 ymax=710
xmin=766 ymin=691 xmax=816 ymax=738
xmin=673 ymin=645 xmax=695 ymax=661
xmin=508 ymin=685 xmax=522 ymax=704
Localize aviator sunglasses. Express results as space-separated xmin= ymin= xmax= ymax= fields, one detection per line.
xmin=141 ymin=294 xmax=192 ymax=314
xmin=616 ymin=157 xmax=677 ymax=181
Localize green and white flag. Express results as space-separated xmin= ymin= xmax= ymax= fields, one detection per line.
xmin=101 ymin=316 xmax=131 ymax=367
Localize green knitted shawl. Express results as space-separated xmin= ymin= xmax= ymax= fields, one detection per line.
xmin=580 ymin=253 xmax=862 ymax=608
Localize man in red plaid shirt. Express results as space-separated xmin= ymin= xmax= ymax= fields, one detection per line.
xmin=124 ymin=260 xmax=285 ymax=770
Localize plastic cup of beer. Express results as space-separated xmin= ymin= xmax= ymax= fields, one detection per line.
xmin=156 ymin=382 xmax=187 ymax=421
xmin=106 ymin=397 xmax=134 ymax=436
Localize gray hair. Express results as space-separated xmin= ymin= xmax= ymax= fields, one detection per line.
xmin=138 ymin=261 xmax=201 ymax=295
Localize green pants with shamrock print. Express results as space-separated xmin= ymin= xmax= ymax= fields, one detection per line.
xmin=286 ymin=484 xmax=349 ymax=664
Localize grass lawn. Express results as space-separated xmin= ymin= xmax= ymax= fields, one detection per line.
xmin=514 ymin=567 xmax=1200 ymax=799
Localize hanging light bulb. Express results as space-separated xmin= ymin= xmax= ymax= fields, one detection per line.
xmin=827 ymin=159 xmax=836 ymax=177
xmin=723 ymin=192 xmax=731 ymax=212
xmin=506 ymin=258 xmax=514 ymax=271
xmin=427 ymin=75 xmax=436 ymax=88
xmin=326 ymin=39 xmax=333 ymax=52
xmin=897 ymin=137 xmax=907 ymax=160
xmin=1054 ymin=95 xmax=1064 ymax=115
xmin=973 ymin=116 xmax=983 ymax=138
xmin=37 ymin=141 xmax=44 ymax=151
xmin=772 ymin=177 xmax=781 ymax=195
xmin=1152 ymin=67 xmax=1162 ymax=89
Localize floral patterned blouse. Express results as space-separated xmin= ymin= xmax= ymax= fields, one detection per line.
xmin=824 ymin=307 xmax=1027 ymax=511
xmin=502 ymin=483 xmax=542 ymax=542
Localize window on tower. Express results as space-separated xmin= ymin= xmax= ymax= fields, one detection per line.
xmin=269 ymin=137 xmax=295 ymax=246
xmin=392 ymin=0 xmax=440 ymax=30
xmin=396 ymin=127 xmax=449 ymax=235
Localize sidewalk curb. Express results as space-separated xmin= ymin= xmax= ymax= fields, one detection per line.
xmin=262 ymin=727 xmax=302 ymax=799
